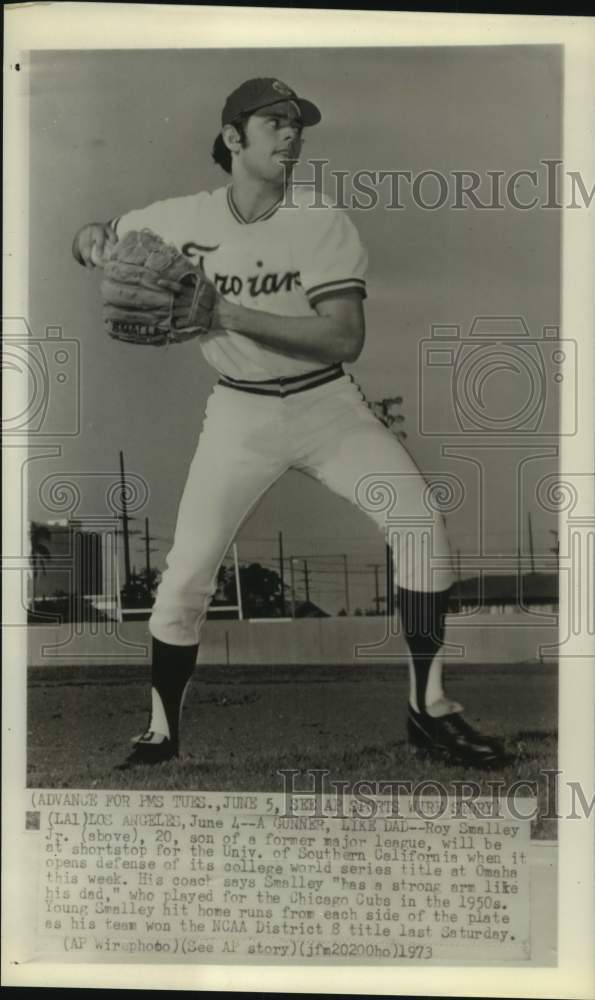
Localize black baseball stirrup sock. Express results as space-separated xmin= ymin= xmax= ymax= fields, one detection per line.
xmin=149 ymin=637 xmax=198 ymax=747
xmin=396 ymin=585 xmax=452 ymax=715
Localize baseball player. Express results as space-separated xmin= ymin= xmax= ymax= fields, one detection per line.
xmin=73 ymin=77 xmax=506 ymax=769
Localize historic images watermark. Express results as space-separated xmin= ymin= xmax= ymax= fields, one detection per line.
xmin=281 ymin=159 xmax=594 ymax=211
xmin=349 ymin=310 xmax=591 ymax=663
xmin=2 ymin=315 xmax=152 ymax=656
xmin=3 ymin=318 xmax=81 ymax=438
xmin=278 ymin=768 xmax=594 ymax=822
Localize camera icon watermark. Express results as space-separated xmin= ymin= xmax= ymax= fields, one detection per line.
xmin=2 ymin=317 xmax=81 ymax=436
xmin=419 ymin=317 xmax=576 ymax=437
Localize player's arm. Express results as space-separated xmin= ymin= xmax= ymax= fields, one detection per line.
xmin=72 ymin=222 xmax=118 ymax=268
xmin=215 ymin=293 xmax=365 ymax=365
xmin=73 ymin=195 xmax=206 ymax=269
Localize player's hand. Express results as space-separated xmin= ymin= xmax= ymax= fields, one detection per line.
xmin=154 ymin=275 xmax=223 ymax=334
xmin=213 ymin=294 xmax=240 ymax=331
xmin=157 ymin=282 xmax=237 ymax=334
xmin=72 ymin=222 xmax=118 ymax=269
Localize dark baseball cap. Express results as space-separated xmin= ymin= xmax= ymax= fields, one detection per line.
xmin=221 ymin=77 xmax=321 ymax=127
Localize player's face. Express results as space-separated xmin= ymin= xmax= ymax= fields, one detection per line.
xmin=240 ymin=102 xmax=304 ymax=184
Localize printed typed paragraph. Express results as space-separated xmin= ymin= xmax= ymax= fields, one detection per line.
xmin=29 ymin=791 xmax=531 ymax=963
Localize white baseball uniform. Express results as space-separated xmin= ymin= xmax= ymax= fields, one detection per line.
xmin=113 ymin=185 xmax=454 ymax=646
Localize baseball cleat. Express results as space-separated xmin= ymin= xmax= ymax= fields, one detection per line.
xmin=407 ymin=706 xmax=509 ymax=768
xmin=116 ymin=731 xmax=177 ymax=769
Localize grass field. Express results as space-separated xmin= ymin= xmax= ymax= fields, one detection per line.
xmin=27 ymin=659 xmax=557 ymax=837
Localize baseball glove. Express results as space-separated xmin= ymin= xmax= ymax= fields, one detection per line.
xmin=101 ymin=228 xmax=216 ymax=345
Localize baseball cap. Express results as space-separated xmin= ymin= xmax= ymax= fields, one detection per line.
xmin=221 ymin=77 xmax=321 ymax=127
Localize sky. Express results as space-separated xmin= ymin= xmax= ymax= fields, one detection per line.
xmin=23 ymin=46 xmax=563 ymax=612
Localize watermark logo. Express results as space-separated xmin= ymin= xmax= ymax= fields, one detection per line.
xmin=280 ymin=159 xmax=593 ymax=212
xmin=418 ymin=317 xmax=575 ymax=438
xmin=2 ymin=317 xmax=81 ymax=437
xmin=277 ymin=768 xmax=594 ymax=823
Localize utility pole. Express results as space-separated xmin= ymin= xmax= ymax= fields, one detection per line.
xmin=367 ymin=563 xmax=381 ymax=614
xmin=342 ymin=554 xmax=351 ymax=615
xmin=385 ymin=543 xmax=394 ymax=619
xmin=289 ymin=556 xmax=296 ymax=618
xmin=549 ymin=529 xmax=559 ymax=570
xmin=303 ymin=558 xmax=310 ymax=603
xmin=144 ymin=517 xmax=152 ymax=593
xmin=528 ymin=512 xmax=536 ymax=574
xmin=447 ymin=537 xmax=458 ymax=605
xmin=278 ymin=530 xmax=286 ymax=616
xmin=119 ymin=450 xmax=132 ymax=588
xmin=448 ymin=540 xmax=462 ymax=607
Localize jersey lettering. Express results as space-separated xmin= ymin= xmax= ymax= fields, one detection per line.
xmin=213 ymin=269 xmax=301 ymax=298
xmin=181 ymin=241 xmax=220 ymax=268
xmin=183 ymin=238 xmax=302 ymax=299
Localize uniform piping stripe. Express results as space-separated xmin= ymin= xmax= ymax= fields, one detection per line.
xmin=282 ymin=369 xmax=344 ymax=395
xmin=219 ymin=363 xmax=341 ymax=387
xmin=306 ymin=277 xmax=367 ymax=298
xmin=226 ymin=186 xmax=284 ymax=225
xmin=219 ymin=383 xmax=284 ymax=396
xmin=309 ymin=287 xmax=367 ymax=306
xmin=218 ymin=366 xmax=344 ymax=397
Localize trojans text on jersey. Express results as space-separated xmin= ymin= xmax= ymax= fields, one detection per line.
xmin=182 ymin=241 xmax=301 ymax=298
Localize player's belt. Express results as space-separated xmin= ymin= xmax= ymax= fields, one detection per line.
xmin=217 ymin=364 xmax=344 ymax=397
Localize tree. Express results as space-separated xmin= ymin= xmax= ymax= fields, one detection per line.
xmin=121 ymin=566 xmax=161 ymax=608
xmin=143 ymin=566 xmax=162 ymax=599
xmin=217 ymin=562 xmax=284 ymax=618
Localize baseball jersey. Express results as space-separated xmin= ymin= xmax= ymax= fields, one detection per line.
xmin=112 ymin=185 xmax=368 ymax=380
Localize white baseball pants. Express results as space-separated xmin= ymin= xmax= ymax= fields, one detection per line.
xmin=149 ymin=373 xmax=455 ymax=646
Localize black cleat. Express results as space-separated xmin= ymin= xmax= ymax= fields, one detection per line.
xmin=116 ymin=732 xmax=178 ymax=770
xmin=408 ymin=707 xmax=509 ymax=768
